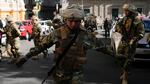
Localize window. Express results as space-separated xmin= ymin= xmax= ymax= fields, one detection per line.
xmin=84 ymin=9 xmax=90 ymax=15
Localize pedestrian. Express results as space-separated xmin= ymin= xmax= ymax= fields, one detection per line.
xmin=15 ymin=4 xmax=96 ymax=84
xmin=103 ymin=18 xmax=110 ymax=38
xmin=3 ymin=16 xmax=21 ymax=64
xmin=114 ymin=4 xmax=145 ymax=84
xmin=29 ymin=15 xmax=48 ymax=59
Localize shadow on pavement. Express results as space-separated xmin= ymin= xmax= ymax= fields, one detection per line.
xmin=0 ymin=53 xmax=54 ymax=84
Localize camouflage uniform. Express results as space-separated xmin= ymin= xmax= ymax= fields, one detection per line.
xmin=31 ymin=16 xmax=42 ymax=46
xmin=4 ymin=16 xmax=21 ymax=63
xmin=114 ymin=4 xmax=145 ymax=84
xmin=115 ymin=4 xmax=144 ymax=58
xmin=30 ymin=16 xmax=48 ymax=58
xmin=16 ymin=4 xmax=95 ymax=84
xmin=84 ymin=14 xmax=97 ymax=32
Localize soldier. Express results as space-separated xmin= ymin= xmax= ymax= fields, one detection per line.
xmin=114 ymin=4 xmax=145 ymax=84
xmin=103 ymin=18 xmax=109 ymax=38
xmin=4 ymin=16 xmax=21 ymax=63
xmin=30 ymin=15 xmax=48 ymax=59
xmin=16 ymin=4 xmax=95 ymax=84
xmin=84 ymin=13 xmax=97 ymax=32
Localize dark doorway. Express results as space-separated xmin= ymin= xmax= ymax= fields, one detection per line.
xmin=112 ymin=8 xmax=119 ymax=20
xmin=84 ymin=9 xmax=90 ymax=15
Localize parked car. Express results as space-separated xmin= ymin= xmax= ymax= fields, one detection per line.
xmin=134 ymin=18 xmax=150 ymax=61
xmin=18 ymin=20 xmax=33 ymax=40
xmin=39 ymin=20 xmax=54 ymax=36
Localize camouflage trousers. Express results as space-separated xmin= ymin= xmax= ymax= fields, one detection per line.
xmin=53 ymin=69 xmax=84 ymax=84
xmin=6 ymin=37 xmax=20 ymax=58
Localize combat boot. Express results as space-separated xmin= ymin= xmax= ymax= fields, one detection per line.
xmin=16 ymin=58 xmax=27 ymax=67
xmin=120 ymin=70 xmax=128 ymax=84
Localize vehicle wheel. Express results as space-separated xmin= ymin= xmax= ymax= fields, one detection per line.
xmin=25 ymin=32 xmax=30 ymax=40
xmin=120 ymin=71 xmax=128 ymax=84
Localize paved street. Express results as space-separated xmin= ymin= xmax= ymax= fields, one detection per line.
xmin=0 ymin=31 xmax=150 ymax=84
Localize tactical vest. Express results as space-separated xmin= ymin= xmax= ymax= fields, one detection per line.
xmin=55 ymin=26 xmax=87 ymax=72
xmin=119 ymin=16 xmax=142 ymax=42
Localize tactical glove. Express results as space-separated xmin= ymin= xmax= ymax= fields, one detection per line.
xmin=129 ymin=39 xmax=134 ymax=45
xmin=129 ymin=37 xmax=137 ymax=45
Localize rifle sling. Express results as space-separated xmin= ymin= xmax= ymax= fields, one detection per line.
xmin=41 ymin=30 xmax=80 ymax=84
xmin=56 ymin=30 xmax=79 ymax=66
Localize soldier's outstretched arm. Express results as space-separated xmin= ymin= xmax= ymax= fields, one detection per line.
xmin=16 ymin=31 xmax=58 ymax=67
xmin=26 ymin=30 xmax=58 ymax=59
xmin=135 ymin=20 xmax=145 ymax=41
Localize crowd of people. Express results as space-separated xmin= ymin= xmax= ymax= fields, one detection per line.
xmin=0 ymin=3 xmax=148 ymax=84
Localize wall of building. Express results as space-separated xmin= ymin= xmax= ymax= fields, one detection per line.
xmin=62 ymin=0 xmax=150 ymax=22
xmin=0 ymin=0 xmax=25 ymax=20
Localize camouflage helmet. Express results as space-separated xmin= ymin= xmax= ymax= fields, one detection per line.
xmin=61 ymin=4 xmax=85 ymax=20
xmin=123 ymin=4 xmax=137 ymax=14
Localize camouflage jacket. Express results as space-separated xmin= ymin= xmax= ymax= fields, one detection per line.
xmin=115 ymin=16 xmax=145 ymax=43
xmin=27 ymin=24 xmax=94 ymax=71
xmin=31 ymin=24 xmax=41 ymax=39
xmin=4 ymin=22 xmax=21 ymax=40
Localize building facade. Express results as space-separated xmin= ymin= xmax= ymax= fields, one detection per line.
xmin=0 ymin=0 xmax=25 ymax=20
xmin=24 ymin=0 xmax=60 ymax=20
xmin=61 ymin=0 xmax=150 ymax=21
